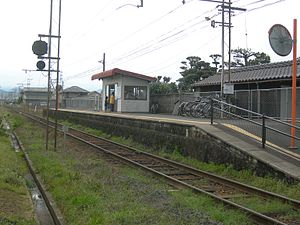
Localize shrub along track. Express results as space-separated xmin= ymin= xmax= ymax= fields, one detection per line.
xmin=17 ymin=110 xmax=300 ymax=225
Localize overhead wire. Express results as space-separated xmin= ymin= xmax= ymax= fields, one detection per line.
xmin=110 ymin=21 xmax=212 ymax=67
xmin=65 ymin=4 xmax=227 ymax=79
xmin=247 ymin=0 xmax=286 ymax=12
xmin=65 ymin=0 xmax=287 ymax=81
xmin=64 ymin=1 xmax=191 ymax=68
xmin=142 ymin=31 xmax=222 ymax=75
xmin=109 ymin=8 xmax=220 ymax=65
xmin=109 ymin=0 xmax=287 ymax=72
xmin=105 ymin=1 xmax=193 ymax=52
xmin=67 ymin=0 xmax=115 ymax=41
xmin=64 ymin=0 xmax=209 ymax=79
xmin=64 ymin=66 xmax=101 ymax=81
xmin=125 ymin=0 xmax=287 ymax=62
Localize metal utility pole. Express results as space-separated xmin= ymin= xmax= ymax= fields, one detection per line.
xmin=54 ymin=0 xmax=62 ymax=150
xmin=290 ymin=19 xmax=297 ymax=148
xmin=228 ymin=0 xmax=231 ymax=83
xmin=224 ymin=2 xmax=246 ymax=83
xmin=99 ymin=53 xmax=106 ymax=72
xmin=221 ymin=0 xmax=225 ymax=97
xmin=46 ymin=0 xmax=54 ymax=151
xmin=203 ymin=0 xmax=246 ymax=95
xmin=102 ymin=53 xmax=106 ymax=72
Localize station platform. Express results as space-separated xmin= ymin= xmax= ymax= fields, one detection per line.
xmin=55 ymin=109 xmax=300 ymax=182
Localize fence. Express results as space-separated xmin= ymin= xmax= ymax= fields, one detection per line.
xmin=64 ymin=95 xmax=101 ymax=111
xmin=210 ymin=98 xmax=300 ymax=150
xmin=151 ymin=87 xmax=300 ymax=119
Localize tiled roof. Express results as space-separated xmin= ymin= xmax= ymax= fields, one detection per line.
xmin=192 ymin=59 xmax=300 ymax=87
xmin=63 ymin=86 xmax=89 ymax=93
xmin=91 ymin=68 xmax=156 ymax=82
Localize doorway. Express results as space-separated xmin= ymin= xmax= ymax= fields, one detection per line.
xmin=106 ymin=84 xmax=116 ymax=112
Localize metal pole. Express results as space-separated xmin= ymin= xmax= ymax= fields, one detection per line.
xmin=54 ymin=0 xmax=62 ymax=150
xmin=262 ymin=114 xmax=266 ymax=148
xmin=228 ymin=0 xmax=231 ymax=83
xmin=221 ymin=0 xmax=225 ymax=97
xmin=290 ymin=19 xmax=297 ymax=149
xmin=46 ymin=0 xmax=54 ymax=151
xmin=210 ymin=98 xmax=214 ymax=125
xmin=103 ymin=53 xmax=106 ymax=72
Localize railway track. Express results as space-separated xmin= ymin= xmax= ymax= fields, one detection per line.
xmin=17 ymin=110 xmax=300 ymax=225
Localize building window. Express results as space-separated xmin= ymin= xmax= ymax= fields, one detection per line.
xmin=124 ymin=86 xmax=147 ymax=100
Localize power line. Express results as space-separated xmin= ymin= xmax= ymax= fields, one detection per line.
xmin=64 ymin=66 xmax=101 ymax=81
xmin=109 ymin=0 xmax=284 ymax=70
xmin=105 ymin=1 xmax=191 ymax=52
xmin=67 ymin=0 xmax=115 ymax=41
xmin=110 ymin=22 xmax=211 ymax=67
xmin=63 ymin=1 xmax=191 ymax=68
xmin=247 ymin=0 xmax=286 ymax=12
xmin=64 ymin=1 xmax=220 ymax=71
xmin=64 ymin=0 xmax=287 ymax=81
xmin=109 ymin=7 xmax=219 ymax=65
xmin=142 ymin=32 xmax=222 ymax=75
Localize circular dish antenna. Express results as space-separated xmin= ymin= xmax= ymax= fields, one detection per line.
xmin=269 ymin=24 xmax=292 ymax=56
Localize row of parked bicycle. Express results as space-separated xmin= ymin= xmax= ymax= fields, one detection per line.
xmin=177 ymin=96 xmax=229 ymax=118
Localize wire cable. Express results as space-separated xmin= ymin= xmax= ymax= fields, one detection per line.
xmin=64 ymin=0 xmax=288 ymax=81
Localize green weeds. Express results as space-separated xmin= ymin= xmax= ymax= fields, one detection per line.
xmin=5 ymin=109 xmax=300 ymax=225
xmin=15 ymin=116 xmax=247 ymax=225
xmin=0 ymin=109 xmax=35 ymax=225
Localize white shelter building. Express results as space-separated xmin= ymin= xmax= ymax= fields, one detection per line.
xmin=91 ymin=68 xmax=156 ymax=113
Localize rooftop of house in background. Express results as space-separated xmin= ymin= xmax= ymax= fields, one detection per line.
xmin=192 ymin=58 xmax=300 ymax=88
xmin=91 ymin=68 xmax=156 ymax=82
xmin=63 ymin=86 xmax=89 ymax=93
xmin=22 ymin=87 xmax=49 ymax=92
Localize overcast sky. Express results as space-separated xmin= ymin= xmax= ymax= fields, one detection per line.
xmin=0 ymin=0 xmax=298 ymax=91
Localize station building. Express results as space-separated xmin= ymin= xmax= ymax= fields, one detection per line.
xmin=91 ymin=68 xmax=156 ymax=113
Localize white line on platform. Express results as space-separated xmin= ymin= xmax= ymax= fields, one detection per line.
xmin=223 ymin=124 xmax=300 ymax=161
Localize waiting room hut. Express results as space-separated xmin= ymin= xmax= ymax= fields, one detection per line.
xmin=91 ymin=68 xmax=156 ymax=113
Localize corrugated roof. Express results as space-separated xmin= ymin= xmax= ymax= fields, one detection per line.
xmin=192 ymin=59 xmax=300 ymax=87
xmin=91 ymin=68 xmax=156 ymax=82
xmin=63 ymin=86 xmax=89 ymax=93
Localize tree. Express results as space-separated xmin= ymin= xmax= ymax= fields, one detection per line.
xmin=177 ymin=56 xmax=216 ymax=91
xmin=209 ymin=54 xmax=221 ymax=69
xmin=150 ymin=76 xmax=178 ymax=95
xmin=163 ymin=76 xmax=171 ymax=83
xmin=249 ymin=52 xmax=271 ymax=66
xmin=231 ymin=48 xmax=271 ymax=67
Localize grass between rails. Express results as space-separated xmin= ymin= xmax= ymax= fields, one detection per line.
xmin=63 ymin=120 xmax=300 ymax=201
xmin=82 ymin=123 xmax=300 ymax=200
xmin=0 ymin=110 xmax=35 ymax=225
xmin=3 ymin=110 xmax=255 ymax=225
xmin=60 ymin=120 xmax=300 ymax=221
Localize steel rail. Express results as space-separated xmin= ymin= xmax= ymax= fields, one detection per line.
xmin=64 ymin=129 xmax=291 ymax=225
xmin=65 ymin=132 xmax=287 ymax=225
xmin=11 ymin=130 xmax=63 ymax=225
xmin=16 ymin=110 xmax=300 ymax=225
xmin=66 ymin=126 xmax=300 ymax=208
